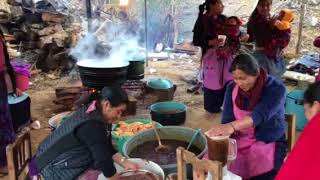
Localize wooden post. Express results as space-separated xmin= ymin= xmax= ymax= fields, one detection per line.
xmin=296 ymin=3 xmax=306 ymax=55
xmin=177 ymin=148 xmax=187 ymax=180
xmin=144 ymin=0 xmax=148 ymax=67
xmin=86 ymin=0 xmax=92 ymax=31
xmin=285 ymin=114 xmax=297 ymax=151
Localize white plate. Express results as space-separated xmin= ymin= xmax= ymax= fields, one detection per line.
xmin=98 ymin=158 xmax=165 ymax=180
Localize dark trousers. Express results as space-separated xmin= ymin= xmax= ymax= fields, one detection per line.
xmin=203 ymin=87 xmax=225 ymax=113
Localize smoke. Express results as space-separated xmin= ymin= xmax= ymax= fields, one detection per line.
xmin=70 ymin=18 xmax=145 ymax=66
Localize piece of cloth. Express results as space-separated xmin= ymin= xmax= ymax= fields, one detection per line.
xmin=274 ymin=9 xmax=295 ymax=31
xmin=222 ymin=76 xmax=286 ymax=142
xmin=264 ymin=28 xmax=291 ymax=59
xmin=0 ymin=71 xmax=16 ymax=167
xmin=236 ymin=68 xmax=267 ymax=111
xmin=295 ymin=53 xmax=320 ymax=69
xmin=32 ymin=105 xmax=117 ymax=180
xmin=229 ymin=85 xmax=275 ymax=179
xmin=11 ymin=62 xmax=31 ymax=78
xmin=202 ymin=49 xmax=233 ymax=90
xmin=252 ymin=50 xmax=286 ymax=79
xmin=203 ymin=87 xmax=225 ymax=113
xmin=276 ymin=113 xmax=320 ymax=180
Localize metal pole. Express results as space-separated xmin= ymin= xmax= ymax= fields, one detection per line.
xmin=86 ymin=0 xmax=92 ymax=32
xmin=144 ymin=0 xmax=148 ymax=67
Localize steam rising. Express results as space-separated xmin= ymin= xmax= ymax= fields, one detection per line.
xmin=70 ymin=19 xmax=145 ymax=68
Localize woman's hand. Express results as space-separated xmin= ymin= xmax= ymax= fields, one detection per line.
xmin=15 ymin=88 xmax=22 ymax=96
xmin=208 ymin=39 xmax=221 ymax=46
xmin=205 ymin=123 xmax=235 ymax=137
xmin=122 ymin=160 xmax=140 ymax=171
xmin=240 ymin=34 xmax=250 ymax=42
xmin=109 ymin=174 xmax=121 ymax=180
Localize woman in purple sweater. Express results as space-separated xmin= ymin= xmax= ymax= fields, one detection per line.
xmin=206 ymin=53 xmax=287 ymax=180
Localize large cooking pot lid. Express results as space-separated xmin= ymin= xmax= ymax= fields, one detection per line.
xmin=147 ymin=79 xmax=173 ymax=90
xmin=77 ymin=59 xmax=129 ymax=68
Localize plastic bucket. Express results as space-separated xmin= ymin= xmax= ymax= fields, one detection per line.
xmin=16 ymin=73 xmax=29 ymax=91
xmin=285 ymin=90 xmax=307 ymax=131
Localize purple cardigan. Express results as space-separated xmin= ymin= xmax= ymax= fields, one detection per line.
xmin=222 ymin=76 xmax=286 ymax=143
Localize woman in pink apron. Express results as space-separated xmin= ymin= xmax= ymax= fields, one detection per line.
xmin=206 ymin=53 xmax=287 ymax=180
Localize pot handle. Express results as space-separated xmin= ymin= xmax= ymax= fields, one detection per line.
xmin=173 ymin=84 xmax=177 ymax=92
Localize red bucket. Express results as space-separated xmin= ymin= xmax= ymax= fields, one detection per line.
xmin=16 ymin=73 xmax=29 ymax=91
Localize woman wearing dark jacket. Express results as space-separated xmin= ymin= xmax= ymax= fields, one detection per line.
xmin=29 ymin=86 xmax=139 ymax=180
xmin=247 ymin=0 xmax=291 ymax=79
xmin=206 ymin=53 xmax=287 ymax=180
xmin=0 ymin=30 xmax=19 ymax=174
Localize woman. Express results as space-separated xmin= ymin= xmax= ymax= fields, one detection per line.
xmin=190 ymin=0 xmax=226 ymax=95
xmin=29 ymin=86 xmax=139 ymax=180
xmin=206 ymin=53 xmax=287 ymax=180
xmin=247 ymin=0 xmax=291 ymax=79
xmin=193 ymin=0 xmax=232 ymax=116
xmin=0 ymin=30 xmax=18 ymax=174
xmin=276 ymin=82 xmax=320 ymax=180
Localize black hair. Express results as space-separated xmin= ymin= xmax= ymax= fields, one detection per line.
xmin=0 ymin=29 xmax=16 ymax=92
xmin=227 ymin=16 xmax=242 ymax=25
xmin=304 ymin=81 xmax=320 ymax=105
xmin=88 ymin=85 xmax=129 ymax=107
xmin=249 ymin=0 xmax=273 ymax=20
xmin=230 ymin=53 xmax=260 ymax=76
xmin=198 ymin=0 xmax=220 ymax=15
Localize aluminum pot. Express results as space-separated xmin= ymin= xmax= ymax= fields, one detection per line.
xmin=77 ymin=59 xmax=129 ymax=90
xmin=146 ymin=78 xmax=176 ymax=101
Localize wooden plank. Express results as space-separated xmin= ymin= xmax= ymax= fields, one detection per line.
xmin=286 ymin=114 xmax=297 ymax=151
xmin=6 ymin=145 xmax=17 ymax=180
xmin=177 ymin=148 xmax=187 ymax=180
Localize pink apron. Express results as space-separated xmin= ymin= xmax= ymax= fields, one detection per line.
xmin=229 ymin=85 xmax=276 ymax=179
xmin=203 ymin=49 xmax=233 ymax=90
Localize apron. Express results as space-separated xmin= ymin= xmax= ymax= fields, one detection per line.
xmin=229 ymin=85 xmax=275 ymax=179
xmin=203 ymin=49 xmax=233 ymax=90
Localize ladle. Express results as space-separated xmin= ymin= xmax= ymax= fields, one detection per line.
xmin=152 ymin=122 xmax=169 ymax=153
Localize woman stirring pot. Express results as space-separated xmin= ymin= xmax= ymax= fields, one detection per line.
xmin=206 ymin=54 xmax=287 ymax=180
xmin=29 ymin=86 xmax=139 ymax=180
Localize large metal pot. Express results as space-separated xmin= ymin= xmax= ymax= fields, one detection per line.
xmin=146 ymin=79 xmax=176 ymax=101
xmin=77 ymin=59 xmax=129 ymax=90
xmin=123 ymin=126 xmax=208 ymax=176
xmin=150 ymin=101 xmax=187 ymax=126
xmin=127 ymin=56 xmax=145 ymax=80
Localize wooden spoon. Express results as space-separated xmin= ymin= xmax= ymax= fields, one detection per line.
xmin=152 ymin=122 xmax=169 ymax=153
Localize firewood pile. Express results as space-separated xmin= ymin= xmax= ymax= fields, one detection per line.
xmin=0 ymin=0 xmax=81 ymax=73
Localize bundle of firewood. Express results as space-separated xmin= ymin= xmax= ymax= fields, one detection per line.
xmin=0 ymin=0 xmax=80 ymax=73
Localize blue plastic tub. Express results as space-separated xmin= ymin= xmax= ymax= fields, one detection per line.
xmin=286 ymin=90 xmax=307 ymax=131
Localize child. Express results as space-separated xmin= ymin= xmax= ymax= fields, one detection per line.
xmin=264 ymin=9 xmax=295 ymax=60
